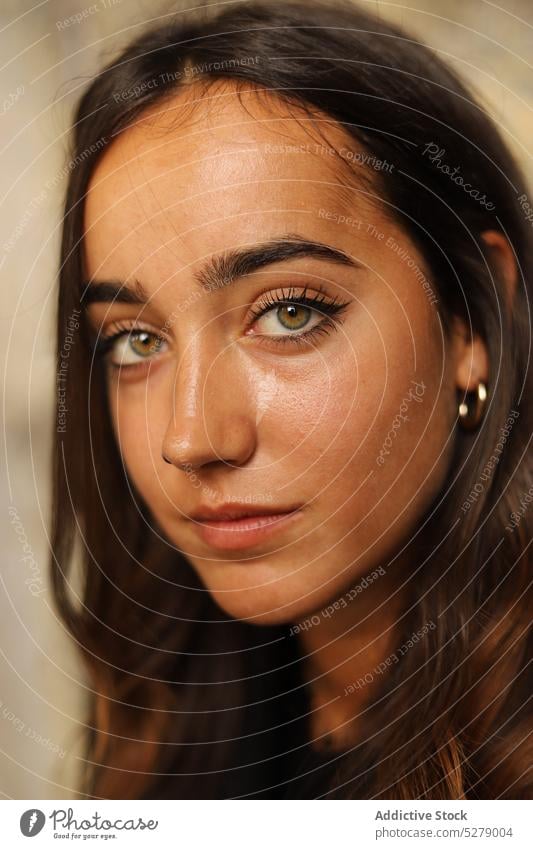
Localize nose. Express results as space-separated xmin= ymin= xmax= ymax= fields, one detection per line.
xmin=161 ymin=340 xmax=256 ymax=471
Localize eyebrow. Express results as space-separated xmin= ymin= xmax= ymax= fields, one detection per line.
xmin=82 ymin=233 xmax=360 ymax=306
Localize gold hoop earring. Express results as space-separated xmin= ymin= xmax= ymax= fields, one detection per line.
xmin=458 ymin=381 xmax=488 ymax=430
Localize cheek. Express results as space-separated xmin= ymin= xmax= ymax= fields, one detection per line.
xmin=107 ymin=375 xmax=170 ymax=503
xmin=255 ymin=295 xmax=452 ymax=525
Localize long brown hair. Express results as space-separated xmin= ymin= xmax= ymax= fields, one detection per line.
xmin=52 ymin=0 xmax=532 ymax=798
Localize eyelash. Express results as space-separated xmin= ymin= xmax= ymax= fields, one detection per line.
xmin=94 ymin=319 xmax=151 ymax=361
xmin=249 ymin=285 xmax=349 ymax=343
xmin=94 ymin=285 xmax=350 ymax=366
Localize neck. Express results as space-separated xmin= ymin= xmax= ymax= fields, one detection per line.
xmin=295 ymin=562 xmax=407 ymax=752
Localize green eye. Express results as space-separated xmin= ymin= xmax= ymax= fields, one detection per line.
xmin=277 ymin=304 xmax=311 ymax=330
xmin=253 ymin=302 xmax=322 ymax=337
xmin=129 ymin=331 xmax=162 ymax=358
xmin=108 ymin=330 xmax=167 ymax=366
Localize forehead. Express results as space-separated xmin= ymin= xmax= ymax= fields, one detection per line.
xmin=83 ymin=81 xmax=376 ymax=280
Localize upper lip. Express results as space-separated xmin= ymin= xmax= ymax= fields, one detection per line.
xmin=188 ymin=503 xmax=302 ymax=522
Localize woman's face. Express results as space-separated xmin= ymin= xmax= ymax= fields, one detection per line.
xmin=84 ymin=84 xmax=461 ymax=624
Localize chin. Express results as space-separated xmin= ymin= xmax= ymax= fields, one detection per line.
xmin=205 ymin=582 xmax=317 ymax=627
xmin=187 ymin=550 xmax=342 ymax=626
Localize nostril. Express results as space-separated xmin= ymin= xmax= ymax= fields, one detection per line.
xmin=162 ymin=450 xmax=203 ymax=472
xmin=162 ymin=410 xmax=256 ymax=471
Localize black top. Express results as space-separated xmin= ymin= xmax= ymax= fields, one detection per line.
xmin=265 ymin=743 xmax=341 ymax=800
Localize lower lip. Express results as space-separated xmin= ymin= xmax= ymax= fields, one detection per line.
xmin=191 ymin=510 xmax=302 ymax=550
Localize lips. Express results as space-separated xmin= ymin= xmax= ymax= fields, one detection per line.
xmin=189 ymin=503 xmax=300 ymax=522
xmin=188 ymin=503 xmax=303 ymax=550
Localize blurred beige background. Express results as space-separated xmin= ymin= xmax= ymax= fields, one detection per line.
xmin=1 ymin=0 xmax=532 ymax=798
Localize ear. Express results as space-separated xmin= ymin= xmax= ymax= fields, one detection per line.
xmin=451 ymin=315 xmax=489 ymax=394
xmin=452 ymin=230 xmax=518 ymax=394
xmin=480 ymin=229 xmax=518 ymax=312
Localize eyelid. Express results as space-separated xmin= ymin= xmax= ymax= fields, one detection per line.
xmin=246 ymin=283 xmax=349 ymax=323
xmin=243 ymin=284 xmax=350 ymax=352
xmin=99 ymin=318 xmax=164 ymax=339
xmin=92 ymin=319 xmax=167 ymax=360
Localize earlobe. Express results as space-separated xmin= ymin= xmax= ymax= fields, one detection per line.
xmin=455 ymin=329 xmax=489 ymax=393
xmin=452 ymin=316 xmax=489 ymax=393
xmin=480 ymin=229 xmax=518 ymax=311
xmin=450 ymin=317 xmax=489 ymax=430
